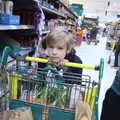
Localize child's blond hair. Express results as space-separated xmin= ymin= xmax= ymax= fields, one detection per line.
xmin=43 ymin=28 xmax=73 ymax=54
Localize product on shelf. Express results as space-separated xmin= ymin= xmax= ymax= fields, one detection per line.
xmin=1 ymin=1 xmax=13 ymax=15
xmin=0 ymin=13 xmax=20 ymax=25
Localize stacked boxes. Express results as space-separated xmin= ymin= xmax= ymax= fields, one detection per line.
xmin=0 ymin=1 xmax=20 ymax=25
xmin=0 ymin=13 xmax=20 ymax=25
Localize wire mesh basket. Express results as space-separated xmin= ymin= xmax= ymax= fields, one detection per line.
xmin=7 ymin=66 xmax=98 ymax=120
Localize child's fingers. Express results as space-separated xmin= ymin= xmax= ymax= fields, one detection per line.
xmin=48 ymin=58 xmax=60 ymax=66
xmin=58 ymin=59 xmax=69 ymax=68
xmin=48 ymin=58 xmax=69 ymax=68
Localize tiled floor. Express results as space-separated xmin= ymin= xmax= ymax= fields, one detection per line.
xmin=75 ymin=35 xmax=117 ymax=120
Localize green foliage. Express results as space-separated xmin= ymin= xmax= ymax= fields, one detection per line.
xmin=36 ymin=85 xmax=68 ymax=108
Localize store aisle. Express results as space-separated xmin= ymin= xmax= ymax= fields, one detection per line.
xmin=75 ymin=35 xmax=117 ymax=120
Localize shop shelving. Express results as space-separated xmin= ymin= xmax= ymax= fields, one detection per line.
xmin=41 ymin=30 xmax=50 ymax=35
xmin=0 ymin=25 xmax=35 ymax=30
xmin=58 ymin=0 xmax=78 ymax=19
xmin=41 ymin=5 xmax=66 ymax=19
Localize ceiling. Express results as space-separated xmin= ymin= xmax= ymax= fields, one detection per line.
xmin=69 ymin=0 xmax=120 ymax=22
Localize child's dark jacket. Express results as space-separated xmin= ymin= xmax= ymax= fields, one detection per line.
xmin=64 ymin=48 xmax=83 ymax=75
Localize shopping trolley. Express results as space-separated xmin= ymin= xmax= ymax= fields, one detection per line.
xmin=0 ymin=46 xmax=104 ymax=120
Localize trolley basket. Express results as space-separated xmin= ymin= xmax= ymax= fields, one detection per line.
xmin=7 ymin=65 xmax=98 ymax=120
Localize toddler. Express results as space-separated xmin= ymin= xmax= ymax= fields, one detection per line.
xmin=39 ymin=28 xmax=83 ymax=84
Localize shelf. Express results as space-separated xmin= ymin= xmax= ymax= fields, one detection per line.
xmin=0 ymin=25 xmax=35 ymax=30
xmin=58 ymin=1 xmax=78 ymax=19
xmin=41 ymin=30 xmax=50 ymax=35
xmin=41 ymin=5 xmax=66 ymax=19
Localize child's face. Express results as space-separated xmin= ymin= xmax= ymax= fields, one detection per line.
xmin=47 ymin=39 xmax=68 ymax=61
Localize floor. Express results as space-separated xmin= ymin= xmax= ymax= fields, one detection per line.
xmin=75 ymin=35 xmax=117 ymax=120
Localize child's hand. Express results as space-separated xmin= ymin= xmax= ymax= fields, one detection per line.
xmin=48 ymin=58 xmax=69 ymax=68
xmin=57 ymin=59 xmax=69 ymax=68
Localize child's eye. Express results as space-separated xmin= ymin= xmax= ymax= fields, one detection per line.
xmin=58 ymin=47 xmax=64 ymax=50
xmin=48 ymin=45 xmax=54 ymax=48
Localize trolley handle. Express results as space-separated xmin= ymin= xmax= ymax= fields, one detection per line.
xmin=25 ymin=56 xmax=104 ymax=80
xmin=25 ymin=56 xmax=97 ymax=69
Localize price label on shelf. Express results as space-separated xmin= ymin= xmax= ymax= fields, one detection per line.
xmin=21 ymin=25 xmax=28 ymax=29
xmin=10 ymin=25 xmax=17 ymax=29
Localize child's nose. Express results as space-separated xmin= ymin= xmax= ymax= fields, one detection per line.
xmin=52 ymin=48 xmax=57 ymax=54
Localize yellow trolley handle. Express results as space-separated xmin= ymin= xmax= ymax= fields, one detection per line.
xmin=25 ymin=56 xmax=96 ymax=70
xmin=25 ymin=56 xmax=104 ymax=79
